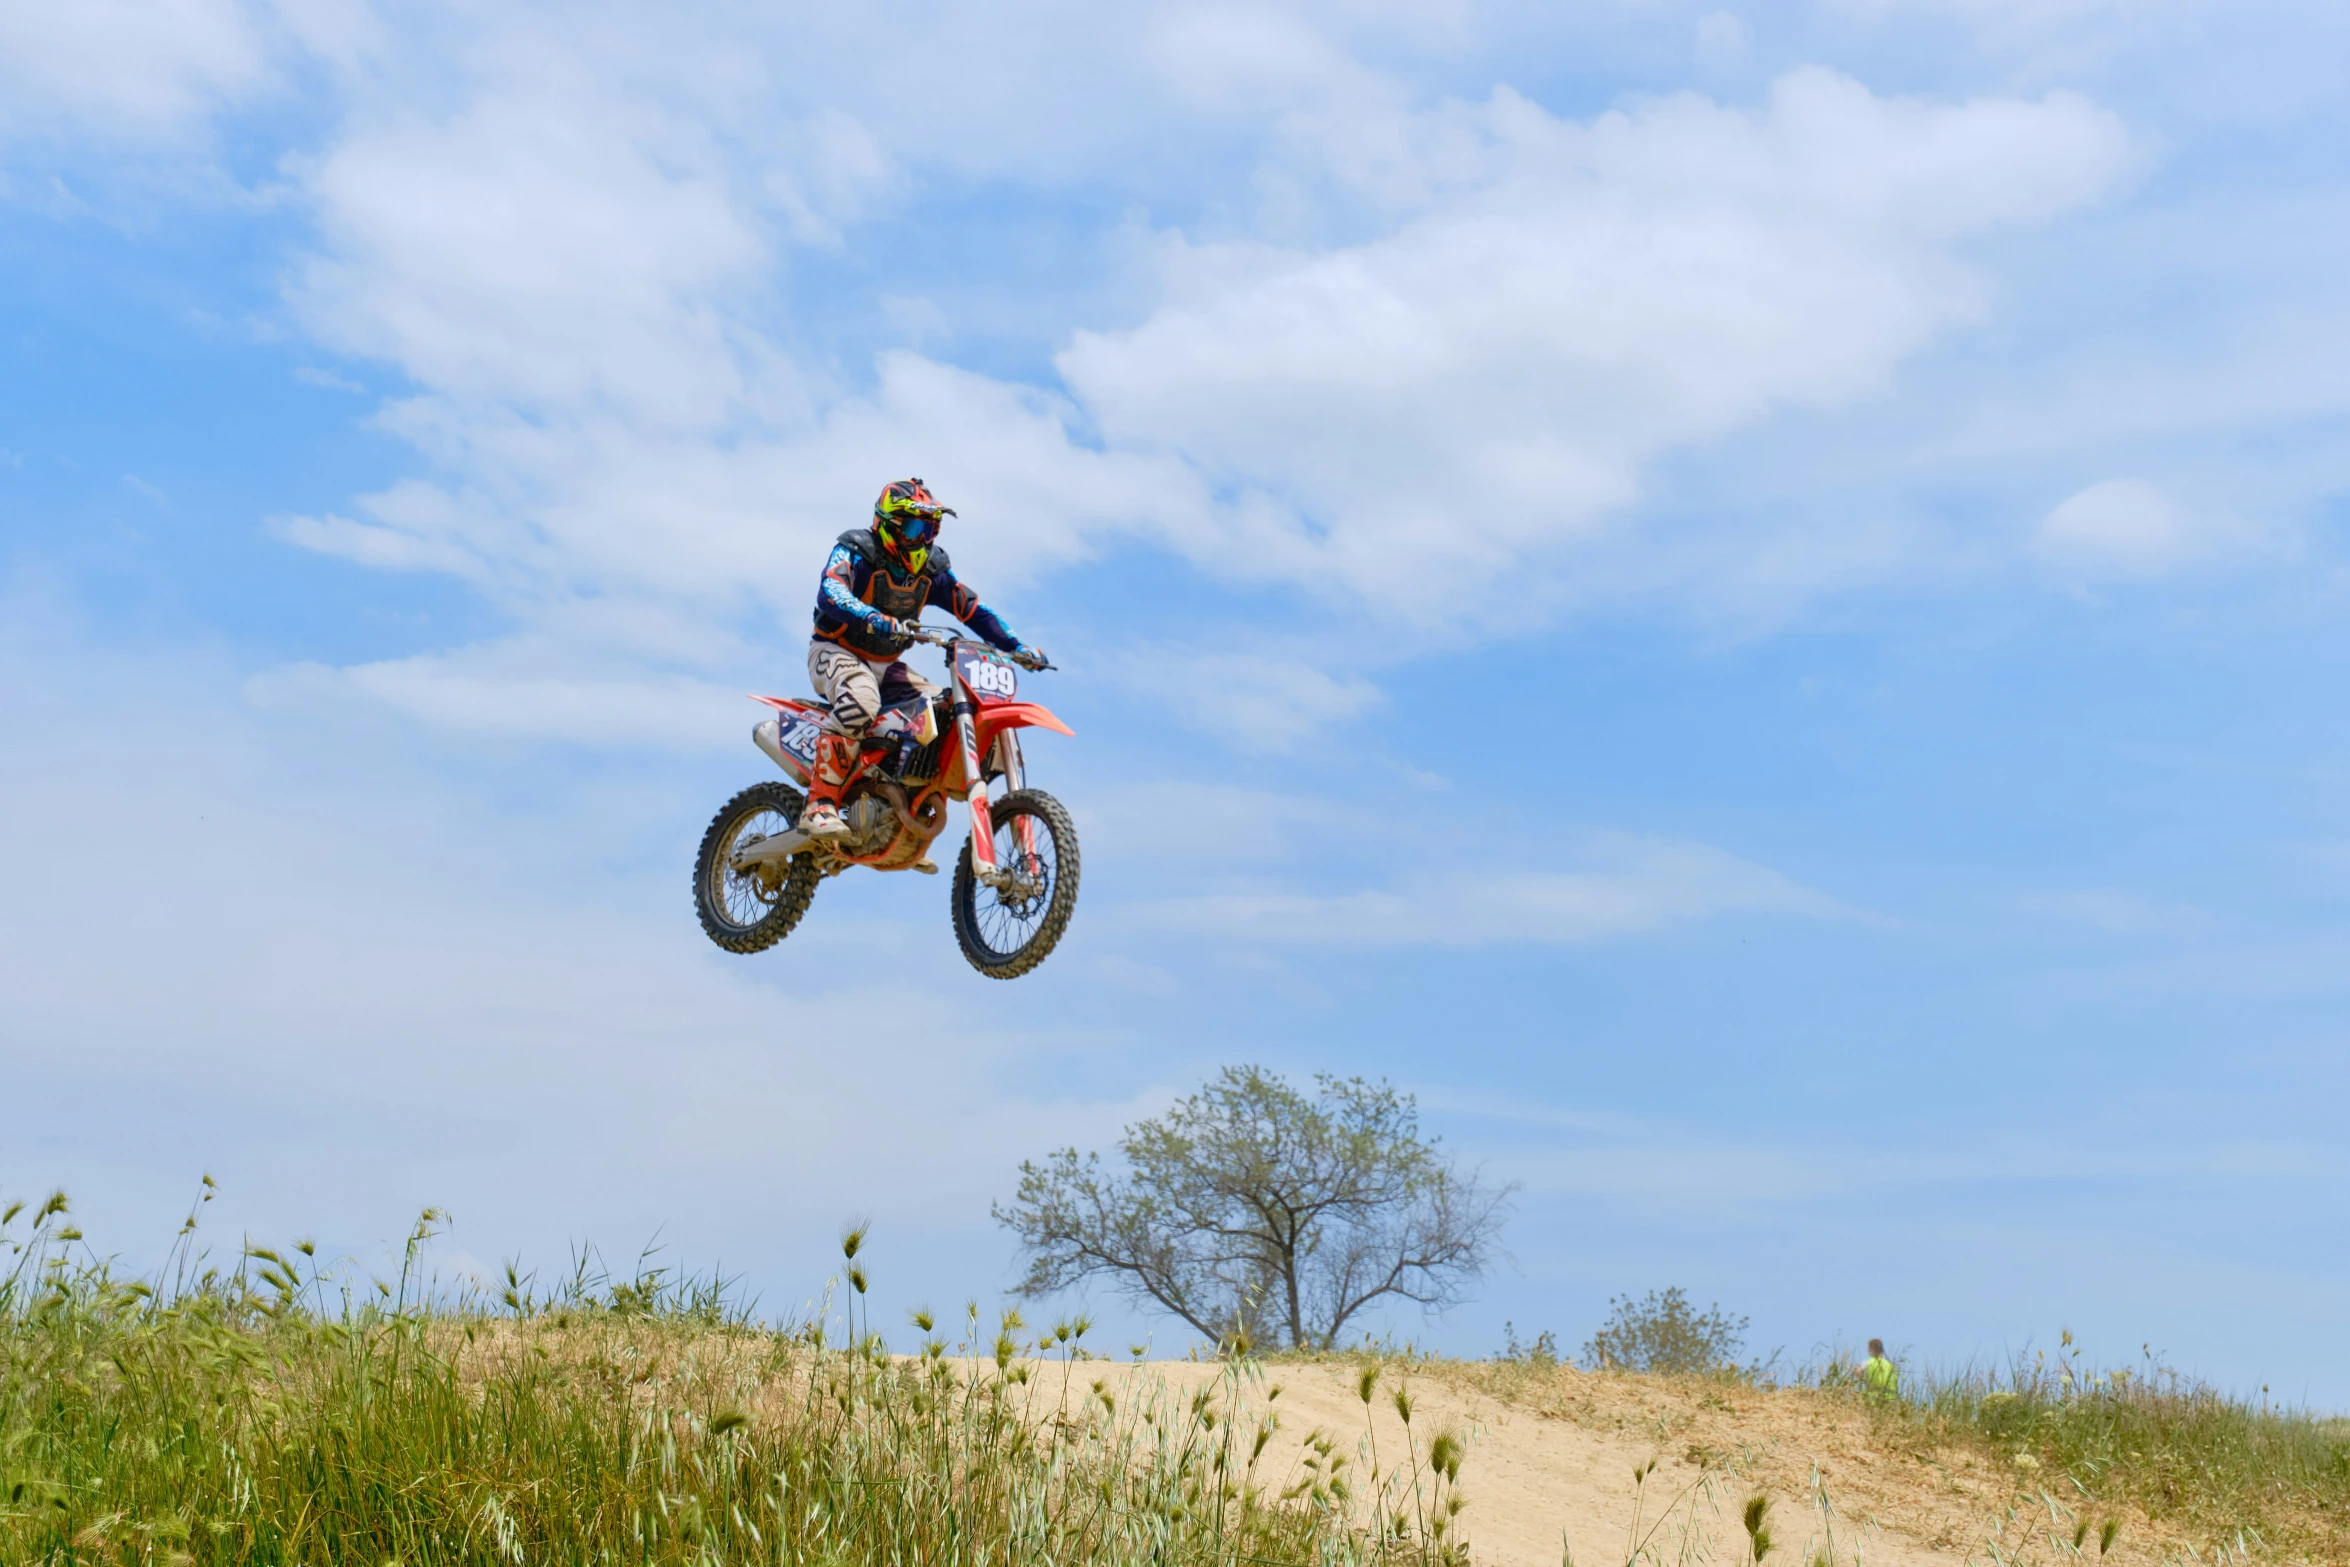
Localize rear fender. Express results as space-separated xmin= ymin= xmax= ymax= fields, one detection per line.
xmin=749 ymin=695 xmax=826 ymax=786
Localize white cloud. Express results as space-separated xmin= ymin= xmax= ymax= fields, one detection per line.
xmin=0 ymin=0 xmax=271 ymax=144
xmin=1694 ymin=11 xmax=1750 ymax=74
xmin=0 ymin=601 xmax=1154 ymax=1299
xmin=271 ymin=488 xmax=502 ymax=584
xmin=2033 ymin=477 xmax=2262 ymax=578
xmin=267 ymin=45 xmax=2132 ymax=743
xmin=1148 ymin=7 xmax=1361 ymax=117
xmin=1129 ymin=834 xmax=1848 ymax=947
xmin=247 ymin=651 xmax=748 ymax=751
xmin=261 ymin=352 xmax=1215 ymax=700
xmin=1496 ymin=1131 xmax=2350 ymax=1210
xmin=1824 ymin=0 xmax=2120 ymax=17
xmin=2012 ymin=888 xmax=2207 ymax=935
xmin=1148 ymin=649 xmax=1386 ymax=752
xmin=1816 ymin=0 xmax=2350 ymax=135
xmin=72 ymin=7 xmax=2113 ymax=733
xmin=293 ymin=365 xmax=366 ymax=393
xmin=1061 ymin=68 xmax=2133 ymax=616
xmin=288 ymin=74 xmax=775 ymax=428
xmin=1084 ymin=781 xmax=1381 ymax=865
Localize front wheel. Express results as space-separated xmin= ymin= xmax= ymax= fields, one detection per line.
xmin=695 ymin=782 xmax=821 ymax=954
xmin=952 ymin=789 xmax=1080 ymax=979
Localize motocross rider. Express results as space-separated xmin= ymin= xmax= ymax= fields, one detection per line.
xmin=800 ymin=478 xmax=1046 ymax=841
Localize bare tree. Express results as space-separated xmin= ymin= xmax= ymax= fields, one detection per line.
xmin=995 ymin=1065 xmax=1515 ymax=1350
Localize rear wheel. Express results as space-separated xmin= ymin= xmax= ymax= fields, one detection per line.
xmin=951 ymin=789 xmax=1080 ymax=979
xmin=695 ymin=782 xmax=821 ymax=953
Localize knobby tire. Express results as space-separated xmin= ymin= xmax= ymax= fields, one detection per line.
xmin=951 ymin=788 xmax=1080 ymax=979
xmin=694 ymin=781 xmax=821 ymax=953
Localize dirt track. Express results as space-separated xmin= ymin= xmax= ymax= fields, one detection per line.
xmin=1095 ymin=1359 xmax=2179 ymax=1567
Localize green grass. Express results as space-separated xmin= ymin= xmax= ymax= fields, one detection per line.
xmin=0 ymin=1195 xmax=1415 ymax=1567
xmin=18 ymin=1187 xmax=2341 ymax=1566
xmin=1356 ymin=1329 xmax=2349 ymax=1564
xmin=1799 ymin=1334 xmax=2350 ymax=1562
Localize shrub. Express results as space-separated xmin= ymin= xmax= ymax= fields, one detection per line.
xmin=1582 ymin=1286 xmax=1748 ymax=1375
xmin=1499 ymin=1321 xmax=1560 ymax=1369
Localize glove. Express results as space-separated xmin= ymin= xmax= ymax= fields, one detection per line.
xmin=1011 ymin=643 xmax=1049 ymax=671
xmin=874 ymin=614 xmax=911 ymax=640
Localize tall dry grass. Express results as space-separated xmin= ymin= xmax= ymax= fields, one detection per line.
xmin=1331 ymin=1327 xmax=2347 ymax=1564
xmin=0 ymin=1191 xmax=1477 ymax=1567
xmin=1816 ymin=1333 xmax=2350 ymax=1561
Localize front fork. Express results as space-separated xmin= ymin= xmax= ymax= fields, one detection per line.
xmin=953 ymin=689 xmax=1001 ymax=883
xmin=954 ymin=694 xmax=1035 ymax=888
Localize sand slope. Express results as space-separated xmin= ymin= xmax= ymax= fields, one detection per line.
xmin=1099 ymin=1359 xmax=2176 ymax=1567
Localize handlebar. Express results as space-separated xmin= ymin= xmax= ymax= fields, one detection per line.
xmin=901 ymin=622 xmax=1053 ymax=670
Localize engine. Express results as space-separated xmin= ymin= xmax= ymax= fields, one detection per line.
xmin=833 ymin=785 xmax=947 ymax=870
xmin=839 ymin=795 xmax=899 ymax=854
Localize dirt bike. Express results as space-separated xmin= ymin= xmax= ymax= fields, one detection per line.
xmin=692 ymin=626 xmax=1080 ymax=979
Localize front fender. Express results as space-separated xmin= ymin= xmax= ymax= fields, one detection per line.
xmin=976 ymin=701 xmax=1073 ymax=737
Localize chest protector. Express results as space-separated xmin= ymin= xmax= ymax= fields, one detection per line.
xmin=815 ymin=528 xmax=953 ymax=659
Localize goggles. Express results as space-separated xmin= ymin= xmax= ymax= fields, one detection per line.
xmin=882 ymin=505 xmax=948 ymax=546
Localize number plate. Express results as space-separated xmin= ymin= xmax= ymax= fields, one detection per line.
xmin=955 ymin=646 xmax=1019 ymax=701
xmin=775 ymin=714 xmax=822 ymax=765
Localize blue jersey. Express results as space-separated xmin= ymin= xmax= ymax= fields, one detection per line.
xmin=812 ymin=528 xmax=1018 ymax=661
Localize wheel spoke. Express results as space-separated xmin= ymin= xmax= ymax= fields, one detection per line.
xmin=715 ymin=807 xmax=793 ymax=930
xmin=973 ymin=806 xmax=1057 ymax=958
xmin=697 ymin=783 xmax=820 ymax=956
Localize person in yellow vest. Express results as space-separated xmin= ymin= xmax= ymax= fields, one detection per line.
xmin=1862 ymin=1339 xmax=1899 ymax=1401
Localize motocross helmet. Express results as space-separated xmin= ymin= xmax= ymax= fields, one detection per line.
xmin=874 ymin=477 xmax=954 ymax=574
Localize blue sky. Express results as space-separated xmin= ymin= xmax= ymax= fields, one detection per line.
xmin=5 ymin=0 xmax=2348 ymax=1401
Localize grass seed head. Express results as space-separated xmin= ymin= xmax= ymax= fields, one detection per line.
xmin=1357 ymin=1364 xmax=1380 ymax=1404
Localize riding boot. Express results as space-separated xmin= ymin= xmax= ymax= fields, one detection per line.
xmin=800 ymin=732 xmax=857 ymax=840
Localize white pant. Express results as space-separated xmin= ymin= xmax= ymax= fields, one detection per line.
xmin=807 ymin=638 xmax=935 ymax=737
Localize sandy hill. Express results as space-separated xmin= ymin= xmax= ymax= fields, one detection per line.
xmin=1085 ymin=1357 xmax=2190 ymax=1567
